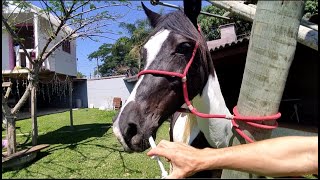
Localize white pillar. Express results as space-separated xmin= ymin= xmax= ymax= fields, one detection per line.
xmin=33 ymin=12 xmax=39 ymax=67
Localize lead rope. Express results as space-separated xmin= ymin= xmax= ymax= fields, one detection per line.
xmin=141 ymin=25 xmax=281 ymax=177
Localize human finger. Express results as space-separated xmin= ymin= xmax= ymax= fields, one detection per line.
xmin=147 ymin=146 xmax=172 ymax=159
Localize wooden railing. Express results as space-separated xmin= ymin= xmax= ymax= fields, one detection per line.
xmin=15 ymin=49 xmax=48 ymax=69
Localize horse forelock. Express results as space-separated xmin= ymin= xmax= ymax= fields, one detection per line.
xmin=143 ymin=10 xmax=215 ymax=94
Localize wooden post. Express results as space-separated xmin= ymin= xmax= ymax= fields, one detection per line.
xmin=31 ymin=86 xmax=38 ymax=146
xmin=69 ymin=80 xmax=74 ymax=128
xmin=221 ymin=1 xmax=305 ymax=178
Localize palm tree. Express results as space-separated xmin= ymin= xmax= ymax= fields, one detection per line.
xmin=222 ymin=1 xmax=305 ymax=178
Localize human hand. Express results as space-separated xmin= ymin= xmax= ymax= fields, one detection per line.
xmin=147 ymin=140 xmax=205 ymax=178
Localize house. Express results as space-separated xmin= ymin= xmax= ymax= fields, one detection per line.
xmin=2 ymin=3 xmax=77 ymax=113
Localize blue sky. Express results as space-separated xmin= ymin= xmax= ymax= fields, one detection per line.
xmin=77 ymin=1 xmax=184 ymax=78
xmin=31 ymin=1 xmax=211 ymax=78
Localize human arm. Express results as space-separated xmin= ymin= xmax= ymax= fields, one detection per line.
xmin=147 ymin=136 xmax=318 ymax=178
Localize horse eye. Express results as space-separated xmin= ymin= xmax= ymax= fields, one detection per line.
xmin=175 ymin=42 xmax=192 ymax=54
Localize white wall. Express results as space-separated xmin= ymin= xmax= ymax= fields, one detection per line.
xmin=53 ymin=34 xmax=77 ymax=76
xmin=2 ymin=31 xmax=10 ymax=70
xmin=87 ymin=76 xmax=134 ymax=110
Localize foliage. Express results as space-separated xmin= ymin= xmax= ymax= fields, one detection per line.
xmin=76 ymin=72 xmax=86 ymax=78
xmin=88 ymin=18 xmax=151 ymax=76
xmin=199 ymin=0 xmax=317 ymax=41
xmin=198 ymin=5 xmax=252 ymax=41
xmin=303 ymin=0 xmax=318 ymax=19
xmin=1 ymin=0 xmax=131 ymax=115
xmin=2 ymin=109 xmax=170 ymax=178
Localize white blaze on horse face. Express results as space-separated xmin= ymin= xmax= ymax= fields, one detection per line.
xmin=112 ymin=29 xmax=171 ymax=151
xmin=144 ymin=29 xmax=170 ymax=69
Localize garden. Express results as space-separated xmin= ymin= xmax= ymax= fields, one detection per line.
xmin=2 ymin=109 xmax=170 ymax=178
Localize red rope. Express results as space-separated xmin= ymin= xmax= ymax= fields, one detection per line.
xmin=137 ymin=26 xmax=281 ymax=143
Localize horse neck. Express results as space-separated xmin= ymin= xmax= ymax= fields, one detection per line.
xmin=193 ymin=71 xmax=231 ymax=116
xmin=192 ymin=71 xmax=233 ymax=148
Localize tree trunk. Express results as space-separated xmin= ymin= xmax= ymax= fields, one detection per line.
xmin=2 ymin=88 xmax=16 ymax=155
xmin=221 ymin=1 xmax=305 ymax=178
xmin=69 ymin=80 xmax=74 ymax=128
xmin=207 ymin=1 xmax=318 ymax=51
xmin=31 ymin=86 xmax=38 ymax=146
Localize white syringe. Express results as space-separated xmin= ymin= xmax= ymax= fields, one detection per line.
xmin=148 ymin=136 xmax=168 ymax=179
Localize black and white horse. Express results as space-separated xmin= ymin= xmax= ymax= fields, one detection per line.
xmin=113 ymin=0 xmax=233 ymax=154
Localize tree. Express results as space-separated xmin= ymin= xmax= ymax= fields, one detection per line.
xmin=198 ymin=5 xmax=252 ymax=41
xmin=303 ymin=0 xmax=318 ymax=19
xmin=2 ymin=0 xmax=131 ymax=155
xmin=77 ymin=72 xmax=86 ymax=78
xmin=221 ymin=1 xmax=305 ymax=178
xmin=88 ymin=18 xmax=152 ymax=76
xmin=200 ymin=0 xmax=316 ymax=41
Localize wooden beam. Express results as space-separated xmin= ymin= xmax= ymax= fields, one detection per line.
xmin=31 ymin=86 xmax=38 ymax=146
xmin=2 ymin=144 xmax=49 ymax=162
xmin=2 ymin=82 xmax=12 ymax=88
xmin=69 ymin=80 xmax=74 ymax=128
xmin=206 ymin=0 xmax=318 ymax=51
xmin=3 ymin=82 xmax=12 ymax=99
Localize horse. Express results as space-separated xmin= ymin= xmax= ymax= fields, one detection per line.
xmin=112 ymin=0 xmax=234 ymax=177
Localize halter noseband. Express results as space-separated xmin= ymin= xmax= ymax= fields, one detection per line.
xmin=137 ymin=26 xmax=281 ymax=143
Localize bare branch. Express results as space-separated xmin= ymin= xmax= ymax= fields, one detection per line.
xmin=2 ymin=15 xmax=34 ymax=65
xmin=65 ymin=17 xmax=113 ymax=28
xmin=58 ymin=0 xmax=67 ymax=17
xmin=37 ymin=2 xmax=67 ymax=62
xmin=69 ymin=0 xmax=90 ymax=14
xmin=69 ymin=4 xmax=128 ymax=20
xmin=38 ymin=1 xmax=56 ymax=35
xmin=40 ymin=0 xmax=61 ymax=20
xmin=11 ymin=82 xmax=32 ymax=114
xmin=5 ymin=1 xmax=21 ymax=20
xmin=67 ymin=1 xmax=78 ymax=13
xmin=76 ymin=34 xmax=117 ymax=41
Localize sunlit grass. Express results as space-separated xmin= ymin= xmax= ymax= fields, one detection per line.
xmin=2 ymin=109 xmax=317 ymax=178
xmin=2 ymin=108 xmax=170 ymax=178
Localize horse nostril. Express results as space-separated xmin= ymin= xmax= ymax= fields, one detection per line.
xmin=131 ymin=135 xmax=142 ymax=146
xmin=127 ymin=123 xmax=138 ymax=139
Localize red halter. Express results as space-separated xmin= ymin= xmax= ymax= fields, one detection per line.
xmin=137 ymin=26 xmax=281 ymax=143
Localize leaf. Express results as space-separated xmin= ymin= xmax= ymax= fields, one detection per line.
xmin=90 ymin=4 xmax=96 ymax=10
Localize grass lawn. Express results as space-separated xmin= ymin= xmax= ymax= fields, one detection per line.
xmin=2 ymin=108 xmax=171 ymax=178
xmin=2 ymin=109 xmax=317 ymax=179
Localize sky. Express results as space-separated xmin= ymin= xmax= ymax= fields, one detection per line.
xmin=76 ymin=1 xmax=183 ymax=78
xmin=30 ymin=1 xmax=211 ymax=78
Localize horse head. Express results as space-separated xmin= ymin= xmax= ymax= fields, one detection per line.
xmin=113 ymin=0 xmax=215 ymax=152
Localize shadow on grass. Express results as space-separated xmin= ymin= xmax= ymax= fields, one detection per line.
xmin=38 ymin=123 xmax=112 ymax=145
xmin=2 ymin=124 xmax=112 ymax=172
xmin=3 ymin=123 xmax=143 ymax=177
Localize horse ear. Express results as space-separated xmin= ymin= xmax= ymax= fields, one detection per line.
xmin=183 ymin=0 xmax=201 ymax=28
xmin=141 ymin=2 xmax=161 ymax=28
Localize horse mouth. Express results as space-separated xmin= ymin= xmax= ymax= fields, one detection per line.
xmin=127 ymin=131 xmax=157 ymax=152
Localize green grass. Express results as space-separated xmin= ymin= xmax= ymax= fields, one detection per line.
xmin=2 ymin=108 xmax=171 ymax=178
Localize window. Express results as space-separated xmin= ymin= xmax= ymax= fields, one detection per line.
xmin=14 ymin=25 xmax=34 ymax=49
xmin=62 ymin=40 xmax=71 ymax=54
